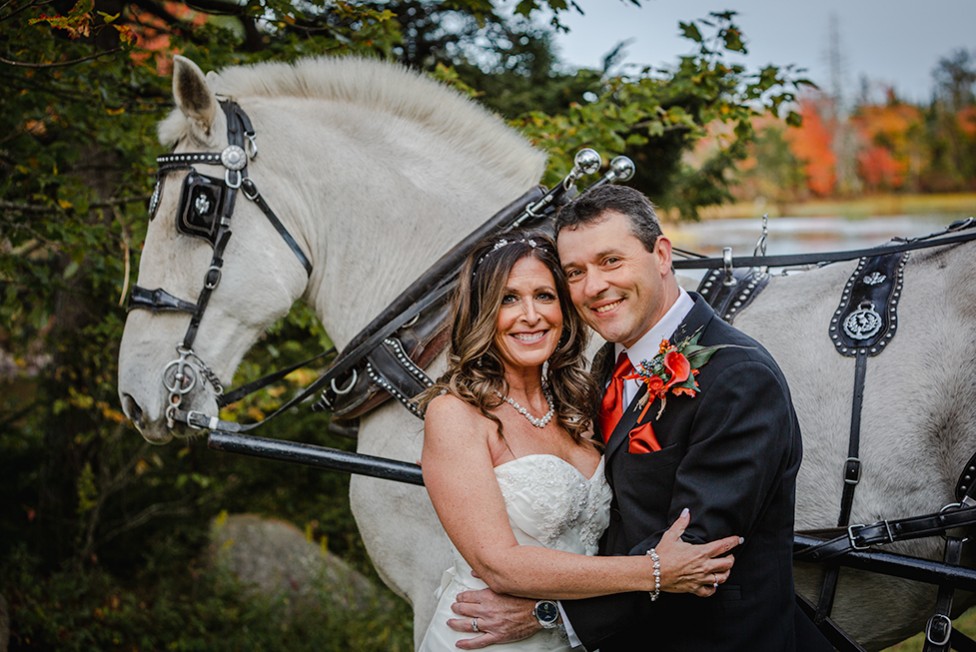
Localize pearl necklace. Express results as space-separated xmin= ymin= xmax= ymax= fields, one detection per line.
xmin=497 ymin=387 xmax=555 ymax=428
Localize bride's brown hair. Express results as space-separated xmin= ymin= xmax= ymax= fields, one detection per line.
xmin=416 ymin=231 xmax=598 ymax=442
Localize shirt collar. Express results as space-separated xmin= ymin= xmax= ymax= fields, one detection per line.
xmin=615 ymin=288 xmax=694 ymax=369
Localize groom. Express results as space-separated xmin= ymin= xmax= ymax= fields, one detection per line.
xmin=449 ymin=185 xmax=813 ymax=650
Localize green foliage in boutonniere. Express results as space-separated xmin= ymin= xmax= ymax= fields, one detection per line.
xmin=626 ymin=328 xmax=730 ymax=421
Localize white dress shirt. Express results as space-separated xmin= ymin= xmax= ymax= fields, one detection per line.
xmin=616 ymin=288 xmax=695 ymax=407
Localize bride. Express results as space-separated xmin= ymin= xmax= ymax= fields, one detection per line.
xmin=416 ymin=232 xmax=739 ymax=651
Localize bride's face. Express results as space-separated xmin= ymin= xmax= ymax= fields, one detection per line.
xmin=493 ymin=255 xmax=563 ymax=374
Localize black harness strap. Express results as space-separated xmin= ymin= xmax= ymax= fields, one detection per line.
xmin=796 ymin=251 xmax=911 ymax=641
xmin=796 ymin=506 xmax=976 ymax=562
xmin=129 ymin=286 xmax=199 ymax=314
xmin=697 ymin=267 xmax=770 ymax=323
xmin=672 ymin=218 xmax=976 ymax=271
xmin=925 ymin=535 xmax=964 ymax=651
xmin=241 ymin=178 xmax=312 ymax=275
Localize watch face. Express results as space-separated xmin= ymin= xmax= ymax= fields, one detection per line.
xmin=535 ymin=600 xmax=559 ymax=624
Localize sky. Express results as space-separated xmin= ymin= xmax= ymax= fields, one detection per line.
xmin=547 ymin=0 xmax=976 ymax=104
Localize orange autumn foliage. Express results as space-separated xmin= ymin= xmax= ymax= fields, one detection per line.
xmin=959 ymin=106 xmax=976 ymax=138
xmin=786 ymin=96 xmax=836 ymax=196
xmin=849 ymin=100 xmax=923 ymax=191
xmin=128 ymin=2 xmax=208 ymax=73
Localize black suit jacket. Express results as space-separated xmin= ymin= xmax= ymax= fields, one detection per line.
xmin=562 ymin=293 xmax=802 ymax=652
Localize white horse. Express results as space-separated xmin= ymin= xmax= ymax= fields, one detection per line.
xmin=117 ymin=56 xmax=976 ymax=650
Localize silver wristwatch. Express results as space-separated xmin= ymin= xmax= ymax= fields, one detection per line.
xmin=533 ymin=600 xmax=560 ymax=629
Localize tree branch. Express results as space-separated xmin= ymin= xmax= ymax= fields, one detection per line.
xmin=0 ymin=48 xmax=122 ymax=68
xmin=0 ymin=196 xmax=148 ymax=214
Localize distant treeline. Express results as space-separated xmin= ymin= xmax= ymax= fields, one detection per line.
xmin=737 ymin=50 xmax=976 ymax=201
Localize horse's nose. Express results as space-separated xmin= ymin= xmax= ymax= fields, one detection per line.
xmin=120 ymin=393 xmax=145 ymax=429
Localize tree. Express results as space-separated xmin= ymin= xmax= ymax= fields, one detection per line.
xmin=849 ymin=96 xmax=924 ymax=192
xmin=928 ymin=48 xmax=976 ymax=189
xmin=787 ymin=94 xmax=838 ymax=197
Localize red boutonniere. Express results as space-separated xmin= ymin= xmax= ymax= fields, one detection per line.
xmin=627 ymin=329 xmax=728 ymax=422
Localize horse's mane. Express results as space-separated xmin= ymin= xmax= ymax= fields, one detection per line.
xmin=159 ymin=57 xmax=545 ymax=176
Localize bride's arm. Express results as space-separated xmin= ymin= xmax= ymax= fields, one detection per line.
xmin=422 ymin=395 xmax=738 ymax=600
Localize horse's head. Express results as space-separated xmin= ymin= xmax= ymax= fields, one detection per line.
xmin=118 ymin=56 xmax=311 ymax=443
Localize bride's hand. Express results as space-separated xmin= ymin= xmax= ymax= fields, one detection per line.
xmin=654 ymin=508 xmax=740 ymax=597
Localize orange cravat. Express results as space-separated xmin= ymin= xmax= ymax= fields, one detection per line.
xmin=599 ymin=352 xmax=634 ymax=443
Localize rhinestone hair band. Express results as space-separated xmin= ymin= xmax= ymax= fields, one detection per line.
xmin=472 ymin=237 xmax=548 ymax=277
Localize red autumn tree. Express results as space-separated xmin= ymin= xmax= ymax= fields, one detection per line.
xmin=786 ymin=94 xmax=837 ymax=197
xmin=849 ymin=94 xmax=924 ymax=192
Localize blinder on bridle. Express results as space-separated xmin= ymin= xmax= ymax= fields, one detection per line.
xmin=131 ymin=100 xmax=313 ymax=429
xmin=176 ymin=171 xmax=228 ymax=246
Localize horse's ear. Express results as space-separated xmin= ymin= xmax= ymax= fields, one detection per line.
xmin=172 ymin=55 xmax=218 ymax=138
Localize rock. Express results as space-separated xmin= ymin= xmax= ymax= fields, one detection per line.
xmin=208 ymin=513 xmax=385 ymax=614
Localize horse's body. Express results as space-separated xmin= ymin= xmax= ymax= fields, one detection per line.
xmin=732 ymin=246 xmax=976 ymax=647
xmin=117 ymin=56 xmax=976 ymax=649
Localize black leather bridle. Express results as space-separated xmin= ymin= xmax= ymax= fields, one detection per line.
xmin=129 ymin=100 xmax=314 ymax=429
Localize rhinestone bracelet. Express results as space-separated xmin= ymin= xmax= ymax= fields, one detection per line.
xmin=646 ymin=548 xmax=661 ymax=601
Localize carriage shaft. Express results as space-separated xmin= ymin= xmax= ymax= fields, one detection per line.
xmin=207 ymin=430 xmax=424 ymax=485
xmin=794 ymin=534 xmax=976 ymax=591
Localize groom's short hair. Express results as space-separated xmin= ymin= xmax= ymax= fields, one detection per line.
xmin=554 ymin=184 xmax=663 ymax=253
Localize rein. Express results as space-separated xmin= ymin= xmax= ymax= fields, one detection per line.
xmin=672 ymin=216 xmax=976 ymax=272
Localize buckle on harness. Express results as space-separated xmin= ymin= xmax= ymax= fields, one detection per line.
xmin=844 ymin=457 xmax=862 ymax=485
xmin=847 ymin=524 xmax=870 ymax=550
xmin=926 ymin=613 xmax=952 ymax=647
xmin=847 ymin=519 xmax=894 ymax=550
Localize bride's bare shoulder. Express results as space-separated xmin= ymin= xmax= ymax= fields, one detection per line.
xmin=426 ymin=392 xmax=487 ymax=426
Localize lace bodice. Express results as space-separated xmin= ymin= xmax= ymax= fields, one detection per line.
xmin=493 ymin=454 xmax=611 ymax=555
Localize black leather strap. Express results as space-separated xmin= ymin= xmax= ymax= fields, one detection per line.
xmin=796 ymin=505 xmax=976 ymax=563
xmin=241 ymin=178 xmax=313 ymax=276
xmin=955 ymin=451 xmax=976 ymax=503
xmin=128 ymin=286 xmax=198 ymax=314
xmin=950 ymin=630 xmax=976 ymax=652
xmin=696 ymin=267 xmax=770 ymax=323
xmin=839 ymin=353 xmax=867 ymax=526
xmin=923 ymin=537 xmax=964 ymax=651
xmin=830 ymin=253 xmax=908 ymax=356
xmin=217 ymin=347 xmax=335 ymax=407
xmin=673 ymin=218 xmax=976 ymax=270
xmin=364 ymin=337 xmax=435 ymax=418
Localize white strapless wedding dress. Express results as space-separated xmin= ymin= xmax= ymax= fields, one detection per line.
xmin=418 ymin=454 xmax=612 ymax=651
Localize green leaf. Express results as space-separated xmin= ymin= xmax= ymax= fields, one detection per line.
xmin=679 ymin=21 xmax=703 ymax=43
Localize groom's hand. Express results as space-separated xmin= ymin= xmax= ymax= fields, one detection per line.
xmin=448 ymin=588 xmax=539 ymax=649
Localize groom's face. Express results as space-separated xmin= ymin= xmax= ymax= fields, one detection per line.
xmin=557 ymin=210 xmax=674 ymax=349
